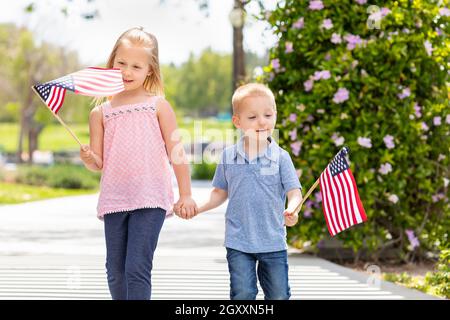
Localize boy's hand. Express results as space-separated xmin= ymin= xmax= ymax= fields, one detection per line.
xmin=284 ymin=208 xmax=299 ymax=227
xmin=80 ymin=145 xmax=95 ymax=165
xmin=174 ymin=195 xmax=198 ymax=219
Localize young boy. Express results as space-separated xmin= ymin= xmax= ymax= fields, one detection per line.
xmin=176 ymin=83 xmax=302 ymax=300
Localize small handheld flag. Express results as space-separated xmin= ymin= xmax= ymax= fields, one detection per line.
xmin=319 ymin=147 xmax=367 ymax=236
xmin=32 ymin=67 xmax=124 ymax=147
xmin=32 ymin=67 xmax=124 ymax=114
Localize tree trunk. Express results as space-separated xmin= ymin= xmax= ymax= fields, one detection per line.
xmin=28 ymin=123 xmax=43 ymax=164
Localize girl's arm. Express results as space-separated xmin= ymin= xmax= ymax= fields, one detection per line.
xmin=156 ymin=98 xmax=197 ymax=219
xmin=198 ymin=188 xmax=228 ymax=214
xmin=80 ymin=106 xmax=103 ymax=172
xmin=284 ymin=188 xmax=303 ymax=227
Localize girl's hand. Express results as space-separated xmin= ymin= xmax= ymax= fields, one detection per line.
xmin=284 ymin=208 xmax=299 ymax=227
xmin=80 ymin=145 xmax=95 ymax=165
xmin=174 ymin=195 xmax=198 ymax=220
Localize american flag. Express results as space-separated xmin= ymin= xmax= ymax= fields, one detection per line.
xmin=33 ymin=67 xmax=124 ymax=114
xmin=319 ymin=147 xmax=367 ymax=236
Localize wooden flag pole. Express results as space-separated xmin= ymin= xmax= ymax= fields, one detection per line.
xmin=31 ymin=86 xmax=82 ymax=147
xmin=293 ymin=177 xmax=320 ymax=216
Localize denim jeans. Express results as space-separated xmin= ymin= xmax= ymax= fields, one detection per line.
xmin=104 ymin=207 xmax=165 ymax=300
xmin=226 ymin=247 xmax=290 ymax=300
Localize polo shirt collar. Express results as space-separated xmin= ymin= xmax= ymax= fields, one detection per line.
xmin=233 ymin=136 xmax=278 ymax=162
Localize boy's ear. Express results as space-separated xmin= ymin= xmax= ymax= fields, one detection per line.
xmin=232 ymin=114 xmax=240 ymax=128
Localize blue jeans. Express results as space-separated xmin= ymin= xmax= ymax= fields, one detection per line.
xmin=226 ymin=247 xmax=290 ymax=300
xmin=104 ymin=207 xmax=165 ymax=300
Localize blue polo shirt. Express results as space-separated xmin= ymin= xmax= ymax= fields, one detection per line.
xmin=212 ymin=137 xmax=302 ymax=253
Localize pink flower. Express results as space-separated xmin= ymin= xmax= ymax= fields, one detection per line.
xmin=332 ymin=88 xmax=349 ymax=104
xmin=331 ymin=33 xmax=342 ymax=44
xmin=309 ymin=0 xmax=324 ymax=10
xmin=322 ymin=19 xmax=333 ymax=30
xmin=271 ymin=58 xmax=280 ymax=71
xmin=432 ymin=193 xmax=445 ymax=203
xmin=331 ymin=133 xmax=345 ymax=146
xmin=314 ymin=191 xmax=322 ymax=203
xmin=439 ymin=7 xmax=450 ymax=17
xmin=289 ymin=128 xmax=297 ymax=141
xmin=289 ymin=113 xmax=297 ymax=123
xmin=303 ymin=208 xmax=312 ymax=218
xmin=285 ymin=41 xmax=294 ymax=53
xmin=388 ymin=194 xmax=399 ymax=203
xmin=380 ymin=7 xmax=391 ymax=16
xmin=355 ymin=0 xmax=367 ymax=4
xmin=291 ymin=141 xmax=302 ymax=156
xmin=304 ymin=79 xmax=314 ymax=92
xmin=344 ymin=34 xmax=362 ymax=50
xmin=424 ymin=40 xmax=433 ymax=56
xmin=397 ymin=87 xmax=411 ymax=99
xmin=421 ymin=122 xmax=429 ymax=131
xmin=313 ymin=70 xmax=331 ymax=80
xmin=446 ymin=115 xmax=450 ymax=124
xmin=357 ymin=137 xmax=372 ymax=148
xmin=405 ymin=229 xmax=420 ymax=249
xmin=379 ymin=163 xmax=393 ymax=175
xmin=414 ymin=103 xmax=422 ymax=118
xmin=293 ymin=17 xmax=304 ymax=29
xmin=383 ymin=135 xmax=395 ymax=149
xmin=433 ymin=116 xmax=442 ymax=126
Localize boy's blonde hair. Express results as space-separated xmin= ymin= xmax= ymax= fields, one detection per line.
xmin=231 ymin=83 xmax=276 ymax=114
xmin=96 ymin=27 xmax=164 ymax=105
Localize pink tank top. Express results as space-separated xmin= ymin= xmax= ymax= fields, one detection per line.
xmin=97 ymin=96 xmax=174 ymax=219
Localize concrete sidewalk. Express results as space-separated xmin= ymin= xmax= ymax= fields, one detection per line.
xmin=0 ymin=181 xmax=438 ymax=299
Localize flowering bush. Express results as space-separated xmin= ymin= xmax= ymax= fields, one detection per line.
xmin=262 ymin=0 xmax=449 ymax=261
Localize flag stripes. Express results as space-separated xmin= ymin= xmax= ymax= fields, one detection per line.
xmin=33 ymin=67 xmax=124 ymax=114
xmin=319 ymin=147 xmax=367 ymax=236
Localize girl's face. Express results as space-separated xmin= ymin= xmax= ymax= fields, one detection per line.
xmin=113 ymin=42 xmax=151 ymax=92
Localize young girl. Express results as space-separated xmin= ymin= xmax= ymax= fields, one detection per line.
xmin=79 ymin=27 xmax=198 ymax=300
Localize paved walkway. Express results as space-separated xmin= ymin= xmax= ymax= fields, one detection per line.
xmin=0 ymin=181 xmax=437 ymax=300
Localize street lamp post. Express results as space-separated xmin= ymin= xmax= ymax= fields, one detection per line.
xmin=229 ymin=0 xmax=246 ymax=96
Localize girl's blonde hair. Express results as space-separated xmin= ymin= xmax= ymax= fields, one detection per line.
xmin=95 ymin=27 xmax=164 ymax=105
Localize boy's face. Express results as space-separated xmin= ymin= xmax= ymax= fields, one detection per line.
xmin=232 ymin=95 xmax=277 ymax=142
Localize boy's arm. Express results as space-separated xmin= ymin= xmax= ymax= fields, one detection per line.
xmin=198 ymin=188 xmax=228 ymax=214
xmin=284 ymin=189 xmax=303 ymax=227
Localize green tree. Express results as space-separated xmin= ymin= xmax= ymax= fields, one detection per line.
xmin=0 ymin=24 xmax=85 ymax=162
xmin=170 ymin=48 xmax=232 ymax=116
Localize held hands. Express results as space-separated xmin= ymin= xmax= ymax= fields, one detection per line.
xmin=173 ymin=195 xmax=198 ymax=219
xmin=284 ymin=206 xmax=300 ymax=227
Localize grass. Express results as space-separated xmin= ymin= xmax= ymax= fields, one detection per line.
xmin=0 ymin=120 xmax=233 ymax=153
xmin=382 ymin=271 xmax=447 ymax=299
xmin=0 ymin=182 xmax=97 ymax=204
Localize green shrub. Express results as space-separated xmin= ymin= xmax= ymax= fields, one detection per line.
xmin=261 ymin=0 xmax=449 ymax=261
xmin=425 ymin=249 xmax=450 ymax=298
xmin=16 ymin=165 xmax=100 ymax=190
xmin=191 ymin=162 xmax=217 ymax=180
